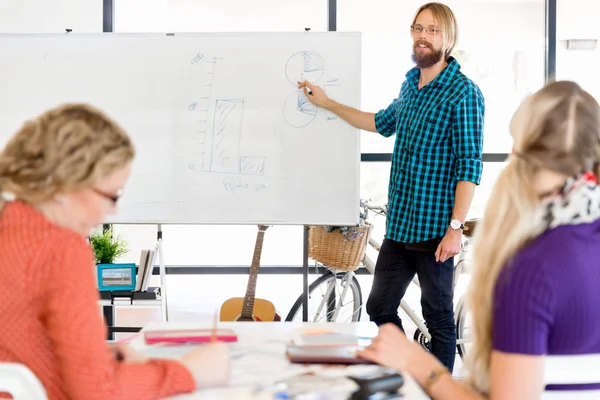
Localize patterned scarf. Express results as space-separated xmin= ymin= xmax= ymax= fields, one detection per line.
xmin=538 ymin=171 xmax=600 ymax=230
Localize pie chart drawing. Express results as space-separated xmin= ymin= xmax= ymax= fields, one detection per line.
xmin=285 ymin=51 xmax=325 ymax=85
xmin=283 ymin=90 xmax=318 ymax=128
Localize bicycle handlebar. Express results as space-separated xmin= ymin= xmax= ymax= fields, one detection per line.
xmin=365 ymin=204 xmax=387 ymax=211
xmin=364 ymin=204 xmax=387 ymax=215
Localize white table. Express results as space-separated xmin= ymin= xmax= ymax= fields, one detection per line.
xmin=131 ymin=321 xmax=430 ymax=400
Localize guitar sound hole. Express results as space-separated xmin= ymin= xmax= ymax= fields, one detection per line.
xmin=237 ymin=316 xmax=255 ymax=322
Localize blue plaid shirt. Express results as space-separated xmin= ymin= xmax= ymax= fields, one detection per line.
xmin=375 ymin=57 xmax=484 ymax=243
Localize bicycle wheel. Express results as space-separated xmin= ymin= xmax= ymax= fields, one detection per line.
xmin=285 ymin=270 xmax=363 ymax=322
xmin=456 ymin=296 xmax=472 ymax=360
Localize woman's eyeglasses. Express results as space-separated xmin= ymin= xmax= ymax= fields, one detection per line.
xmin=92 ymin=188 xmax=123 ymax=204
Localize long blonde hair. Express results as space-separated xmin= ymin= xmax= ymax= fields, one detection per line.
xmin=0 ymin=103 xmax=134 ymax=208
xmin=411 ymin=2 xmax=459 ymax=59
xmin=466 ymin=81 xmax=600 ymax=393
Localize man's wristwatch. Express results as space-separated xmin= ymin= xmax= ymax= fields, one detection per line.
xmin=450 ymin=219 xmax=464 ymax=231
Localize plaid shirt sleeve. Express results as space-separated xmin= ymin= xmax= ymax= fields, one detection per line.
xmin=374 ymin=98 xmax=400 ymax=138
xmin=452 ymin=86 xmax=485 ymax=184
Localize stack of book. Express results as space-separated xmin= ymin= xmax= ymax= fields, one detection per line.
xmin=286 ymin=329 xmax=374 ymax=364
xmin=135 ymin=245 xmax=158 ymax=292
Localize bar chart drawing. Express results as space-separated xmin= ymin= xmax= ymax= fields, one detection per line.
xmin=207 ymin=99 xmax=244 ymax=173
xmin=240 ymin=156 xmax=266 ymax=175
xmin=204 ymin=98 xmax=269 ymax=176
xmin=283 ymin=90 xmax=318 ymax=128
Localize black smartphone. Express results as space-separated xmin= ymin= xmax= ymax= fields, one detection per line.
xmin=348 ymin=368 xmax=404 ymax=399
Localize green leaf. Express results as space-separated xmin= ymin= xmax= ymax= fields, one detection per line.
xmin=89 ymin=226 xmax=129 ymax=264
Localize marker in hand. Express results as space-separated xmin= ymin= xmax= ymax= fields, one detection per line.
xmin=300 ymin=74 xmax=312 ymax=95
xmin=298 ymin=80 xmax=313 ymax=95
xmin=211 ymin=309 xmax=219 ymax=342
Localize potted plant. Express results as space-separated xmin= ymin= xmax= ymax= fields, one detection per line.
xmin=90 ymin=226 xmax=129 ymax=264
xmin=90 ymin=226 xmax=136 ymax=291
xmin=308 ymin=201 xmax=371 ymax=271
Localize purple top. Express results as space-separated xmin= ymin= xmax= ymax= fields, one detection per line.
xmin=493 ymin=218 xmax=600 ymax=390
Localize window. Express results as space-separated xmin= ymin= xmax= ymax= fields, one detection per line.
xmin=338 ymin=0 xmax=544 ymax=212
xmin=556 ymin=0 xmax=600 ymax=100
xmin=338 ymin=0 xmax=545 ymax=154
xmin=360 ymin=162 xmax=390 ymax=206
xmin=469 ymin=162 xmax=507 ymax=219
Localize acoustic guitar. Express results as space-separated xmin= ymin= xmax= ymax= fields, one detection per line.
xmin=219 ymin=225 xmax=281 ymax=322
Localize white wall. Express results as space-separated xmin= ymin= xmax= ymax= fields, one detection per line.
xmin=0 ymin=0 xmax=102 ymax=33
xmin=115 ymin=0 xmax=327 ymax=33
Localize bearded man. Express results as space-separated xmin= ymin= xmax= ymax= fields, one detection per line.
xmin=298 ymin=2 xmax=485 ymax=372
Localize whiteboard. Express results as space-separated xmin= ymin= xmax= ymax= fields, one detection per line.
xmin=0 ymin=32 xmax=361 ymax=225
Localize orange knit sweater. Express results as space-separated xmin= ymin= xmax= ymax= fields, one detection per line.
xmin=0 ymin=201 xmax=195 ymax=400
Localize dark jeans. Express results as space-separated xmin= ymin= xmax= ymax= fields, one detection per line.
xmin=366 ymin=238 xmax=456 ymax=372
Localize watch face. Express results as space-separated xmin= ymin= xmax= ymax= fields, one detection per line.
xmin=451 ymin=220 xmax=460 ymax=229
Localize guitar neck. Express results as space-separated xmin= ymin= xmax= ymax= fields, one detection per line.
xmin=241 ymin=227 xmax=266 ymax=318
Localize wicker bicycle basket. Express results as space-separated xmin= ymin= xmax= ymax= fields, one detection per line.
xmin=308 ymin=224 xmax=371 ymax=271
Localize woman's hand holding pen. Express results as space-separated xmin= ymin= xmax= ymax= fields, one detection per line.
xmin=110 ymin=342 xmax=149 ymax=364
xmin=110 ymin=331 xmax=231 ymax=388
xmin=180 ymin=342 xmax=231 ymax=387
xmin=180 ymin=309 xmax=231 ymax=387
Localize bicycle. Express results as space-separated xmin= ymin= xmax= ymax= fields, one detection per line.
xmin=285 ymin=201 xmax=476 ymax=361
xmin=284 ymin=201 xmax=374 ymax=324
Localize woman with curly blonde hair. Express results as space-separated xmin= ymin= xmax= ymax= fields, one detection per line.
xmin=358 ymin=80 xmax=600 ymax=399
xmin=0 ymin=104 xmax=229 ymax=400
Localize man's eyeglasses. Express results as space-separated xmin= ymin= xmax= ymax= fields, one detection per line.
xmin=410 ymin=25 xmax=442 ymax=35
xmin=92 ymin=188 xmax=123 ymax=204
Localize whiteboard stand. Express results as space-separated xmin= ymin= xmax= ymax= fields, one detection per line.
xmin=302 ymin=226 xmax=309 ymax=321
xmin=157 ymin=224 xmax=169 ymax=322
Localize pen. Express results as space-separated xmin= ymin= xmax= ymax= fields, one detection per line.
xmin=211 ymin=309 xmax=218 ymax=342
xmin=111 ymin=344 xmax=125 ymax=362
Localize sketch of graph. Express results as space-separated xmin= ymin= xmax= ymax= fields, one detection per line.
xmin=189 ymin=55 xmax=218 ymax=171
xmin=208 ymin=99 xmax=244 ymax=173
xmin=189 ymin=54 xmax=277 ymax=179
xmin=283 ymin=90 xmax=318 ymax=128
xmin=285 ymin=51 xmax=324 ymax=86
xmin=240 ymin=156 xmax=266 ymax=175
